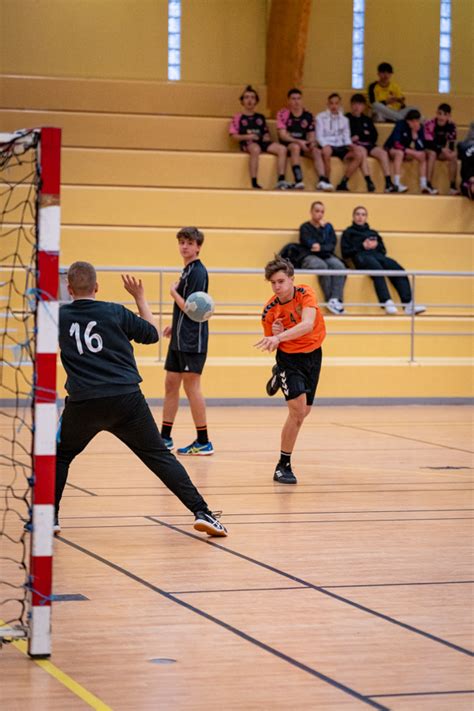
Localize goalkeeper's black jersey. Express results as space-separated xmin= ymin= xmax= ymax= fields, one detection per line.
xmin=170 ymin=259 xmax=209 ymax=354
xmin=59 ymin=299 xmax=158 ymax=401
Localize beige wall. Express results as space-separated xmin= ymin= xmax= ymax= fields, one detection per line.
xmin=1 ymin=0 xmax=169 ymax=80
xmin=181 ymin=0 xmax=267 ymax=84
xmin=303 ymin=0 xmax=473 ymax=98
xmin=303 ymin=0 xmax=353 ymax=89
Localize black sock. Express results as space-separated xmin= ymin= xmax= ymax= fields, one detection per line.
xmin=161 ymin=422 xmax=173 ymax=439
xmin=320 ymin=176 xmax=329 ymax=182
xmin=450 ymin=180 xmax=456 ymax=189
xmin=385 ymin=175 xmax=392 ymax=188
xmin=278 ymin=174 xmax=285 ymax=182
xmin=292 ymin=165 xmax=303 ymax=183
xmin=251 ymin=178 xmax=261 ymax=188
xmin=279 ymin=451 xmax=291 ymax=468
xmin=196 ymin=426 xmax=209 ymax=445
xmin=340 ymin=176 xmax=348 ymax=186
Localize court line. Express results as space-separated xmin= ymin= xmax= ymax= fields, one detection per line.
xmin=56 ymin=536 xmax=389 ymax=711
xmin=334 ymin=423 xmax=474 ymax=454
xmin=169 ymin=581 xmax=474 ymax=595
xmin=3 ymin=631 xmax=112 ymax=710
xmin=58 ymin=508 xmax=474 ymax=517
xmin=61 ymin=487 xmax=474 ymax=498
xmin=369 ymin=689 xmax=474 ymax=699
xmin=147 ymin=516 xmax=474 ymax=658
xmin=81 ymin=480 xmax=474 ymax=489
xmin=66 ymin=482 xmax=97 ymax=496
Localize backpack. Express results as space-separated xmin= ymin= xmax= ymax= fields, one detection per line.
xmin=279 ymin=242 xmax=309 ymax=269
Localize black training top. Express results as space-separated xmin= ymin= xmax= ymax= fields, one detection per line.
xmin=170 ymin=259 xmax=209 ymax=353
xmin=59 ymin=299 xmax=159 ymax=401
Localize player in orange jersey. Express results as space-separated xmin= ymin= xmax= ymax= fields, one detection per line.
xmin=255 ymin=256 xmax=326 ymax=484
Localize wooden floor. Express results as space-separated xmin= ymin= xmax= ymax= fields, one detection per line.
xmin=1 ymin=405 xmax=473 ymax=710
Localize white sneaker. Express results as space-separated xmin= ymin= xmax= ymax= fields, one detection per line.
xmin=317 ymin=179 xmax=335 ymax=192
xmin=422 ymin=185 xmax=439 ymax=195
xmin=293 ymin=181 xmax=305 ymax=190
xmin=404 ymin=302 xmax=426 ymax=315
xmin=327 ymin=298 xmax=345 ymax=315
xmin=275 ymin=180 xmax=292 ymax=190
xmin=383 ymin=299 xmax=398 ymax=315
xmin=449 ymin=187 xmax=460 ymax=196
xmin=394 ymin=183 xmax=408 ymax=193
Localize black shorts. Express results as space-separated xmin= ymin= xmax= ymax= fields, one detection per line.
xmin=164 ymin=349 xmax=207 ymax=375
xmin=330 ymin=146 xmax=350 ymax=160
xmin=275 ymin=347 xmax=322 ymax=406
xmin=241 ymin=140 xmax=272 ymax=153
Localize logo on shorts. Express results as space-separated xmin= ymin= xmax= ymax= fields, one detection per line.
xmin=280 ymin=370 xmax=289 ymax=396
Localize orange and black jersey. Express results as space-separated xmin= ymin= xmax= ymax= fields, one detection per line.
xmin=261 ymin=284 xmax=326 ymax=354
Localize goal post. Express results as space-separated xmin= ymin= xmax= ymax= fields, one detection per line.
xmin=0 ymin=127 xmax=61 ymax=658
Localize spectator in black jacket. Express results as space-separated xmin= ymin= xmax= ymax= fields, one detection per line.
xmin=341 ymin=206 xmax=426 ymax=315
xmin=384 ymin=110 xmax=437 ymax=194
xmin=347 ymin=94 xmax=396 ymax=193
xmin=299 ymin=201 xmax=346 ymax=314
xmin=457 ymin=122 xmax=474 ymax=200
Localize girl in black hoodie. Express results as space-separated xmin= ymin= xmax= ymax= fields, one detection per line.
xmin=341 ymin=206 xmax=426 ymax=315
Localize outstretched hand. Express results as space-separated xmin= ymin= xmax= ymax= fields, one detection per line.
xmin=121 ymin=274 xmax=145 ymax=300
xmin=254 ymin=335 xmax=279 ymax=352
xmin=271 ymin=318 xmax=284 ymax=335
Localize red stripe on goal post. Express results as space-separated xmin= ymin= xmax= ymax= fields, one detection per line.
xmin=29 ymin=127 xmax=61 ymax=658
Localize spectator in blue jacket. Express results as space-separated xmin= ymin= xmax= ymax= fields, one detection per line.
xmin=299 ymin=201 xmax=346 ymax=315
xmin=384 ymin=110 xmax=437 ymax=194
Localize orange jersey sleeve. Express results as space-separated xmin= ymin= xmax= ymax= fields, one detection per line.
xmin=261 ymin=285 xmax=326 ymax=353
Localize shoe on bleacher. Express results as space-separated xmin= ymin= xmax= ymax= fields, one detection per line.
xmin=422 ymin=184 xmax=439 ymax=195
xmin=366 ymin=178 xmax=376 ymax=192
xmin=394 ymin=184 xmax=408 ymax=193
xmin=449 ymin=187 xmax=460 ymax=195
xmin=162 ymin=436 xmax=174 ymax=451
xmin=383 ymin=299 xmax=398 ymax=315
xmin=317 ymin=179 xmax=334 ymax=192
xmin=266 ymin=364 xmax=281 ymax=396
xmin=293 ymin=181 xmax=305 ymax=190
xmin=326 ymin=298 xmax=345 ymax=315
xmin=177 ymin=440 xmax=214 ymax=456
xmin=273 ymin=463 xmax=297 ymax=484
xmin=404 ymin=302 xmax=426 ymax=316
xmin=193 ymin=510 xmax=228 ymax=537
xmin=275 ymin=180 xmax=292 ymax=190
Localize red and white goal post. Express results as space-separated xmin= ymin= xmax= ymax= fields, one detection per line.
xmin=0 ymin=127 xmax=61 ymax=657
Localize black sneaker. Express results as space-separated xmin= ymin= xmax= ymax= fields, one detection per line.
xmin=193 ymin=510 xmax=228 ymax=537
xmin=273 ymin=464 xmax=297 ymax=484
xmin=366 ymin=178 xmax=376 ymax=192
xmin=336 ymin=181 xmax=350 ymax=192
xmin=266 ymin=364 xmax=281 ymax=396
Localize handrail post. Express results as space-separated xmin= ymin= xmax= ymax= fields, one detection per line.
xmin=409 ymin=274 xmax=416 ymax=363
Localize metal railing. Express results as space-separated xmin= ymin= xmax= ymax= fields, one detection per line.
xmin=66 ymin=265 xmax=473 ymax=363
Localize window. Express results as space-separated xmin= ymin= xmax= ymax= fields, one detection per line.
xmin=352 ymin=0 xmax=365 ymax=89
xmin=168 ymin=0 xmax=181 ymax=81
xmin=438 ymin=0 xmax=451 ymax=93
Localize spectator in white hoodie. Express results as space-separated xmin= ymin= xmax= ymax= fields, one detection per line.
xmin=316 ymin=93 xmax=363 ymax=192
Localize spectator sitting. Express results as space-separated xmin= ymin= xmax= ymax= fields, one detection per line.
xmin=384 ymin=110 xmax=438 ymax=194
xmin=299 ymin=201 xmax=346 ymax=315
xmin=368 ymin=62 xmax=419 ymax=122
xmin=457 ymin=122 xmax=474 ymax=200
xmin=424 ymin=103 xmax=459 ymax=195
xmin=229 ymin=85 xmax=290 ymax=190
xmin=346 ymin=93 xmax=396 ymax=193
xmin=341 ymin=205 xmax=426 ymax=316
xmin=315 ymin=93 xmax=363 ymax=192
xmin=276 ymin=88 xmax=326 ymax=191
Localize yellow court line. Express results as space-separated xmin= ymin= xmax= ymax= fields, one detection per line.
xmin=2 ymin=624 xmax=112 ymax=711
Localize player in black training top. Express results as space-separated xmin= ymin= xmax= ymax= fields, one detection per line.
xmin=55 ymin=261 xmax=227 ymax=537
xmin=161 ymin=227 xmax=215 ymax=456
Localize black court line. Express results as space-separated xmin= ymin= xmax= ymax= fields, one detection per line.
xmin=61 ymin=487 xmax=474 ymax=499
xmin=147 ymin=516 xmax=474 ymax=658
xmin=58 ymin=508 xmax=474 ymax=518
xmin=369 ymin=689 xmax=474 ymax=699
xmin=169 ymin=581 xmax=474 ymax=595
xmin=56 ymin=535 xmax=388 ymax=711
xmin=81 ymin=480 xmax=474 ymax=489
xmin=65 ymin=482 xmax=97 ymax=496
xmin=335 ymin=423 xmax=474 ymax=455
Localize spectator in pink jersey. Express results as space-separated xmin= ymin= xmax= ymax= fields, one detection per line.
xmin=229 ymin=85 xmax=291 ymax=190
xmin=316 ymin=93 xmax=364 ymax=191
xmin=424 ymin=103 xmax=459 ymax=195
xmin=276 ymin=88 xmax=326 ymax=191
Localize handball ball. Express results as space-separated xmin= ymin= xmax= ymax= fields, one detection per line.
xmin=184 ymin=291 xmax=215 ymax=322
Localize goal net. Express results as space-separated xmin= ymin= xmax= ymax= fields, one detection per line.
xmin=0 ymin=127 xmax=61 ymax=657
